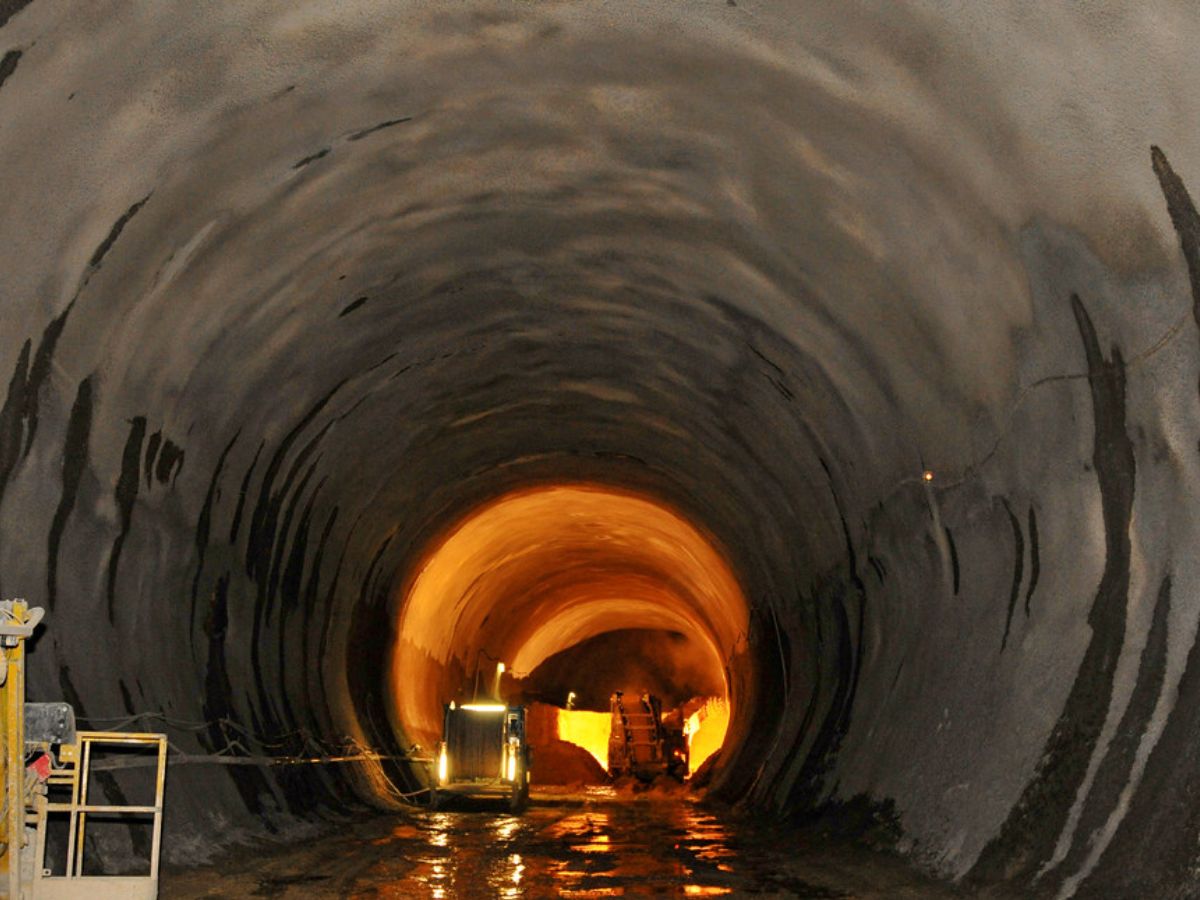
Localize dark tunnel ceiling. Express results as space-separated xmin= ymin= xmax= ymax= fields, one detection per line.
xmin=521 ymin=628 xmax=727 ymax=712
xmin=1 ymin=2 xmax=1200 ymax=896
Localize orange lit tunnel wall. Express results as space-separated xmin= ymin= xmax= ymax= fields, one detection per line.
xmin=387 ymin=484 xmax=749 ymax=768
xmin=555 ymin=709 xmax=610 ymax=771
xmin=554 ymin=702 xmax=728 ymax=776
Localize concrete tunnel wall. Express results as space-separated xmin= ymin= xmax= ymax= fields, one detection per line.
xmin=0 ymin=0 xmax=1199 ymax=894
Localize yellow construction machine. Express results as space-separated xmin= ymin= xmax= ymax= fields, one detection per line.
xmin=0 ymin=600 xmax=167 ymax=899
xmin=430 ymin=702 xmax=531 ymax=813
xmin=607 ymin=691 xmax=688 ymax=782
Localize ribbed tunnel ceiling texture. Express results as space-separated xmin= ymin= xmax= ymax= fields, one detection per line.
xmin=1 ymin=1 xmax=1199 ymax=895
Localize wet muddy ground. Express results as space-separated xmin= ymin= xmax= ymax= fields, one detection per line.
xmin=163 ymin=788 xmax=968 ymax=898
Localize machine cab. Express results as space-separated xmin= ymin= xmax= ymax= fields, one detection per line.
xmin=431 ymin=702 xmax=531 ymax=813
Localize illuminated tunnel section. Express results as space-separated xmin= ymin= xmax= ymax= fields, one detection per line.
xmin=1 ymin=3 xmax=1200 ymax=897
xmin=388 ymin=485 xmax=745 ymax=765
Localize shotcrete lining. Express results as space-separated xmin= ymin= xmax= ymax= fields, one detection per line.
xmin=1 ymin=3 xmax=1199 ymax=894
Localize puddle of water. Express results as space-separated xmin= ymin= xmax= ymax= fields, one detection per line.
xmin=161 ymin=791 xmax=964 ymax=899
xmin=356 ymin=797 xmax=752 ymax=897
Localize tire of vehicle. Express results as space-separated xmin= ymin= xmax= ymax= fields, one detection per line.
xmin=509 ymin=780 xmax=528 ymax=814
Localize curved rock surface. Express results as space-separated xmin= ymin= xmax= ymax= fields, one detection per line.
xmin=0 ymin=2 xmax=1198 ymax=895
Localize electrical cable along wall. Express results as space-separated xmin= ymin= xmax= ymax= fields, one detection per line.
xmin=1 ymin=2 xmax=1200 ymax=895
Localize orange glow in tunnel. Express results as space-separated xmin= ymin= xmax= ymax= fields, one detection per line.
xmin=555 ymin=701 xmax=729 ymax=776
xmin=685 ymin=699 xmax=730 ymax=775
xmin=555 ymin=709 xmax=610 ymax=771
xmin=387 ymin=484 xmax=750 ymax=774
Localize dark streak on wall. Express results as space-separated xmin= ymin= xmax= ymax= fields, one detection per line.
xmin=1042 ymin=574 xmax=1170 ymax=894
xmin=46 ymin=378 xmax=92 ymax=611
xmin=0 ymin=340 xmax=32 ymax=549
xmin=296 ymin=504 xmax=338 ymax=748
xmin=0 ymin=48 xmax=18 ymax=89
xmin=347 ymin=116 xmax=412 ymax=141
xmin=23 ymin=301 xmax=74 ymax=456
xmin=1082 ymin=583 xmax=1200 ymax=895
xmin=781 ymin=468 xmax=867 ymax=811
xmin=155 ymin=439 xmax=184 ymax=484
xmin=999 ymin=498 xmax=1024 ymax=652
xmin=868 ymin=555 xmax=884 ymax=583
xmin=269 ymin=467 xmax=322 ymax=743
xmin=1025 ymin=507 xmax=1039 ymax=616
xmin=88 ymin=194 xmax=151 ymax=269
xmin=343 ymin=532 xmax=411 ymax=786
xmin=292 ymin=147 xmax=330 ymax=169
xmin=300 ymin=507 xmax=338 ymax=683
xmin=201 ymin=573 xmax=277 ymax=830
xmin=229 ymin=441 xmax=264 ymax=544
xmin=315 ymin=518 xmax=362 ymax=720
xmin=190 ymin=429 xmax=240 ymax=625
xmin=143 ymin=430 xmax=162 ymax=488
xmin=56 ymin=663 xmax=87 ymax=722
xmin=0 ymin=0 xmax=34 ymax=31
xmin=245 ymin=384 xmax=343 ymax=589
xmin=117 ymin=679 xmax=135 ymax=714
xmin=780 ymin=589 xmax=848 ymax=811
xmin=0 ymin=300 xmax=78 ymax=517
xmin=265 ymin=456 xmax=322 ymax=619
xmin=106 ymin=416 xmax=146 ymax=623
xmin=1152 ymin=147 xmax=1200 ymax=335
xmin=1076 ymin=145 xmax=1200 ymax=900
xmin=245 ymin=384 xmax=343 ymax=743
xmin=945 ymin=527 xmax=960 ymax=595
xmin=281 ymin=477 xmax=324 ymax=618
xmin=968 ymin=294 xmax=1134 ymax=888
xmin=279 ymin=482 xmax=337 ymax=813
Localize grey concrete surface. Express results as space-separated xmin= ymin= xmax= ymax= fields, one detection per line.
xmin=0 ymin=2 xmax=1198 ymax=896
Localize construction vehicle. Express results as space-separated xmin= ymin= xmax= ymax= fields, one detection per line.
xmin=607 ymin=692 xmax=688 ymax=782
xmin=430 ymin=703 xmax=530 ymax=813
xmin=0 ymin=599 xmax=167 ymax=899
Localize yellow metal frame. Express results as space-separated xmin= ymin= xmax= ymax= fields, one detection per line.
xmin=2 ymin=618 xmax=28 ymax=900
xmin=29 ymin=731 xmax=166 ymax=899
xmin=0 ymin=600 xmax=41 ymax=900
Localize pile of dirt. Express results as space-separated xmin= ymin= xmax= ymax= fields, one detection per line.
xmin=531 ymin=739 xmax=609 ymax=786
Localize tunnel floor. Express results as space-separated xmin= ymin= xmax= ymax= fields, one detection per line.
xmin=161 ymin=789 xmax=976 ymax=898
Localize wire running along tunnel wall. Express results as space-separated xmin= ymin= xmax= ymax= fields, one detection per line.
xmin=0 ymin=2 xmax=1199 ymax=896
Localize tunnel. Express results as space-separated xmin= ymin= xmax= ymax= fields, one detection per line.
xmin=1 ymin=2 xmax=1199 ymax=897
xmin=389 ymin=484 xmax=745 ymax=760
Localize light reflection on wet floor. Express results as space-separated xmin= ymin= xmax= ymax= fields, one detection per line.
xmin=351 ymin=788 xmax=835 ymax=898
xmin=163 ymin=788 xmax=967 ymax=899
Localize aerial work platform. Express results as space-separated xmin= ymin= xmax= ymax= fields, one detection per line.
xmin=0 ymin=600 xmax=166 ymax=899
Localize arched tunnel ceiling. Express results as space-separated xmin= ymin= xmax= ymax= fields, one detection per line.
xmin=1 ymin=2 xmax=1200 ymax=896
xmin=389 ymin=484 xmax=746 ymax=744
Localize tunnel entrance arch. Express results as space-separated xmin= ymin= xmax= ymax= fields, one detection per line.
xmin=386 ymin=483 xmax=750 ymax=780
